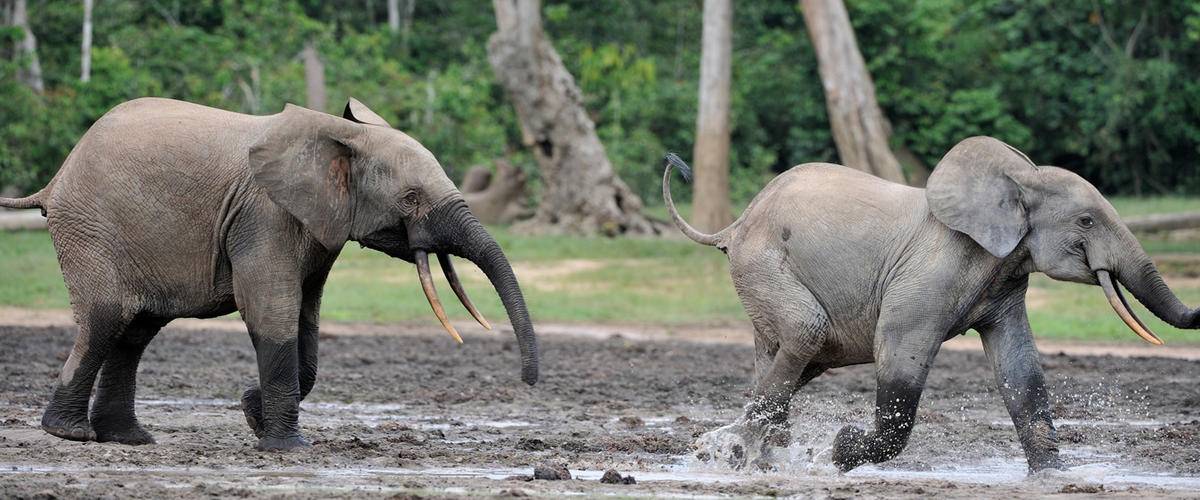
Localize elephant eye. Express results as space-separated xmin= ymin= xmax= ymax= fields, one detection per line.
xmin=1078 ymin=215 xmax=1095 ymax=228
xmin=401 ymin=191 xmax=419 ymax=208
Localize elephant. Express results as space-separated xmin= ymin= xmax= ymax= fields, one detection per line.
xmin=0 ymin=97 xmax=539 ymax=451
xmin=662 ymin=137 xmax=1199 ymax=473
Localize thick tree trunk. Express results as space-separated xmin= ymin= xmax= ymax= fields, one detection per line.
xmin=13 ymin=0 xmax=44 ymax=93
xmin=801 ymin=0 xmax=905 ymax=184
xmin=692 ymin=0 xmax=734 ymax=232
xmin=487 ymin=0 xmax=661 ymax=236
xmin=302 ymin=41 xmax=326 ymax=112
xmin=462 ymin=159 xmax=529 ymax=225
xmin=1124 ymin=212 xmax=1200 ymax=233
xmin=80 ymin=0 xmax=92 ymax=82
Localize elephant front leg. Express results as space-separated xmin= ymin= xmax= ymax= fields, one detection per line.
xmin=242 ymin=298 xmax=321 ymax=439
xmin=979 ymin=303 xmax=1062 ymax=472
xmin=235 ymin=270 xmax=309 ymax=451
xmin=832 ymin=311 xmax=945 ymax=472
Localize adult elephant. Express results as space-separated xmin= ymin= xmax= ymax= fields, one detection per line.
xmin=0 ymin=97 xmax=539 ymax=451
xmin=662 ymin=137 xmax=1198 ymax=472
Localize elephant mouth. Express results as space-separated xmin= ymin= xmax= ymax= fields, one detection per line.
xmin=1096 ymin=270 xmax=1164 ymax=346
xmin=414 ymin=250 xmax=492 ymax=344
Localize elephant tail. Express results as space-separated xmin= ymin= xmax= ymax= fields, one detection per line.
xmin=662 ymin=153 xmax=739 ymax=249
xmin=0 ymin=187 xmax=47 ymax=210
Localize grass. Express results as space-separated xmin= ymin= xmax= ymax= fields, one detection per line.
xmin=0 ymin=195 xmax=1196 ymax=343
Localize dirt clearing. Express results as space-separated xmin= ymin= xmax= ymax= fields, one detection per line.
xmin=2 ymin=322 xmax=1199 ymax=498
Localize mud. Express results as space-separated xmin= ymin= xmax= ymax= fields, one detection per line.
xmin=1 ymin=323 xmax=1199 ymax=498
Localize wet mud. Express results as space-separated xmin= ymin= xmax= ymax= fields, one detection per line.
xmin=1 ymin=323 xmax=1199 ymax=498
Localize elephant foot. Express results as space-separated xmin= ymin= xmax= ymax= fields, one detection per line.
xmin=93 ymin=419 xmax=156 ymax=445
xmin=831 ymin=425 xmax=870 ymax=472
xmin=1026 ymin=452 xmax=1065 ymax=474
xmin=256 ymin=434 xmax=312 ymax=452
xmin=241 ymin=387 xmax=266 ymax=438
xmin=694 ymin=418 xmax=790 ymax=471
xmin=41 ymin=407 xmax=96 ymax=442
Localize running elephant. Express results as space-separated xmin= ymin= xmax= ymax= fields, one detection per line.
xmin=0 ymin=97 xmax=539 ymax=451
xmin=662 ymin=137 xmax=1198 ymax=472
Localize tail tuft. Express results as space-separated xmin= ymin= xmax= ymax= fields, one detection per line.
xmin=663 ymin=152 xmax=692 ymax=183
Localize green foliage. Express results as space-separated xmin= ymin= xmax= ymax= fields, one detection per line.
xmin=1 ymin=0 xmax=1197 ymax=200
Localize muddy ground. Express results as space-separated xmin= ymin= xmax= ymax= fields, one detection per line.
xmin=1 ymin=322 xmax=1199 ymax=498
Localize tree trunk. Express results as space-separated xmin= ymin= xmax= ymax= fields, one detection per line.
xmin=462 ymin=159 xmax=530 ymax=225
xmin=13 ymin=0 xmax=44 ymax=93
xmin=800 ymin=0 xmax=905 ymax=184
xmin=401 ymin=0 xmax=415 ymax=55
xmin=302 ymin=40 xmax=326 ymax=112
xmin=692 ymin=0 xmax=734 ymax=232
xmin=387 ymin=0 xmax=399 ymax=32
xmin=487 ymin=0 xmax=661 ymax=236
xmin=1124 ymin=212 xmax=1200 ymax=233
xmin=80 ymin=0 xmax=92 ymax=83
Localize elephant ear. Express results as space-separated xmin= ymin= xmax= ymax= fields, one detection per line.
xmin=926 ymin=136 xmax=1037 ymax=258
xmin=249 ymin=104 xmax=360 ymax=250
xmin=342 ymin=97 xmax=392 ymax=128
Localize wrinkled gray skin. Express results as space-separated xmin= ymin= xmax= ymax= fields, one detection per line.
xmin=664 ymin=137 xmax=1199 ymax=473
xmin=0 ymin=97 xmax=539 ymax=451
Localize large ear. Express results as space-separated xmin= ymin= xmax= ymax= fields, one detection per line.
xmin=926 ymin=136 xmax=1037 ymax=258
xmin=343 ymin=97 xmax=392 ymax=128
xmin=249 ymin=104 xmax=360 ymax=250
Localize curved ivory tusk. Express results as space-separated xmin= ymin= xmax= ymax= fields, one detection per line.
xmin=416 ymin=251 xmax=463 ymax=344
xmin=438 ymin=253 xmax=492 ymax=331
xmin=1097 ymin=270 xmax=1164 ymax=345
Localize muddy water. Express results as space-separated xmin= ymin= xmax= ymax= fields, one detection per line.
xmin=1 ymin=324 xmax=1198 ymax=498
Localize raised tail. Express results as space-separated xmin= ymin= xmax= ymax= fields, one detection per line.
xmin=0 ymin=188 xmax=47 ymax=210
xmin=662 ymin=153 xmax=730 ymax=247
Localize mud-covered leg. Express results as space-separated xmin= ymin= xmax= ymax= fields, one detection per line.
xmin=832 ymin=309 xmax=944 ymax=472
xmin=242 ymin=289 xmax=322 ymax=438
xmin=90 ymin=320 xmax=164 ymax=445
xmin=42 ymin=303 xmax=127 ymax=442
xmin=979 ymin=301 xmax=1062 ymax=472
xmin=697 ymin=275 xmax=829 ymax=469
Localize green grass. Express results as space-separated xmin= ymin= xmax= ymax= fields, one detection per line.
xmin=1 ymin=195 xmax=1197 ymax=343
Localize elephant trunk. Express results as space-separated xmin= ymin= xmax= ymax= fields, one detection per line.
xmin=1109 ymin=230 xmax=1199 ymax=331
xmin=430 ymin=199 xmax=538 ymax=385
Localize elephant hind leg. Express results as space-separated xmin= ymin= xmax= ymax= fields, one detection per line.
xmin=90 ymin=319 xmax=165 ymax=445
xmin=42 ymin=302 xmax=129 ymax=442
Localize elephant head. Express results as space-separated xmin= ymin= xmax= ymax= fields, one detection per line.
xmin=927 ymin=136 xmax=1199 ymax=344
xmin=248 ymin=98 xmax=538 ymax=385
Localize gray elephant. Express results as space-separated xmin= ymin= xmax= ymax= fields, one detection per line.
xmin=0 ymin=97 xmax=538 ymax=451
xmin=662 ymin=137 xmax=1198 ymax=472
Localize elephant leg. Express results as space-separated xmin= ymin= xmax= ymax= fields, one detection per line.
xmin=243 ymin=288 xmax=322 ymax=438
xmin=698 ymin=276 xmax=829 ymax=469
xmin=42 ymin=303 xmax=127 ymax=442
xmin=832 ymin=307 xmax=945 ymax=472
xmin=232 ymin=265 xmax=308 ymax=451
xmin=90 ymin=320 xmax=164 ymax=445
xmin=978 ymin=301 xmax=1062 ymax=472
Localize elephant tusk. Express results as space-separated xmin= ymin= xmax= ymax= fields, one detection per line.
xmin=438 ymin=253 xmax=492 ymax=331
xmin=1097 ymin=270 xmax=1164 ymax=346
xmin=416 ymin=251 xmax=463 ymax=344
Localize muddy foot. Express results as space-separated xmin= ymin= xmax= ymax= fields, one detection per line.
xmin=241 ymin=387 xmax=266 ymax=438
xmin=257 ymin=434 xmax=312 ymax=452
xmin=41 ymin=410 xmax=96 ymax=442
xmin=93 ymin=421 xmax=156 ymax=445
xmin=694 ymin=419 xmax=789 ymax=470
xmin=831 ymin=425 xmax=869 ymax=472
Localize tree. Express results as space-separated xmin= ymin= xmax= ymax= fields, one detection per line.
xmin=301 ymin=40 xmax=325 ymax=112
xmin=12 ymin=0 xmax=43 ymax=93
xmin=692 ymin=0 xmax=733 ymax=232
xmin=80 ymin=0 xmax=93 ymax=82
xmin=800 ymin=0 xmax=904 ymax=184
xmin=487 ymin=0 xmax=660 ymax=236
